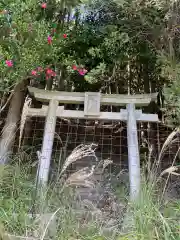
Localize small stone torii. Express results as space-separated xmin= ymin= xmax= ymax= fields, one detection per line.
xmin=27 ymin=87 xmax=159 ymax=200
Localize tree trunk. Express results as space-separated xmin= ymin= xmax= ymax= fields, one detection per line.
xmin=143 ymin=63 xmax=150 ymax=93
xmin=57 ymin=66 xmax=65 ymax=91
xmin=127 ymin=59 xmax=131 ymax=94
xmin=0 ymin=80 xmax=28 ymax=164
xmin=45 ymin=78 xmax=53 ymax=91
xmin=21 ymin=102 xmax=33 ymax=148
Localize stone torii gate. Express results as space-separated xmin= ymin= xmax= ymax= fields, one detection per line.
xmin=27 ymin=87 xmax=159 ymax=200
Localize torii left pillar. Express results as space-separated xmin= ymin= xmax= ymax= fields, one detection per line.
xmin=37 ymin=99 xmax=59 ymax=187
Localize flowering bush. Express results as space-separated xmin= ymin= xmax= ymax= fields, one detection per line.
xmin=0 ymin=0 xmax=75 ymax=92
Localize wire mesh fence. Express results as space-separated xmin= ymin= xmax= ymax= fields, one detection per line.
xmin=0 ymin=110 xmax=177 ymax=176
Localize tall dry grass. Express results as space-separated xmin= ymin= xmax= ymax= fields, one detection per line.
xmin=0 ymin=132 xmax=180 ymax=240
xmin=0 ymin=144 xmax=109 ymax=239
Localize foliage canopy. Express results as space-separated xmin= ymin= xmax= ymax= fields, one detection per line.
xmin=0 ymin=0 xmax=180 ymax=125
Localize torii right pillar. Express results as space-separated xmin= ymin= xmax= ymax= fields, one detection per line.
xmin=126 ymin=103 xmax=158 ymax=201
xmin=127 ymin=103 xmax=141 ymax=200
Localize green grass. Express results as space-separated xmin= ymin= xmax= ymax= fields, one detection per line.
xmin=0 ymin=162 xmax=180 ymax=240
xmin=128 ymin=178 xmax=180 ymax=240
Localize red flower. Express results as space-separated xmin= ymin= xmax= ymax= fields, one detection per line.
xmin=72 ymin=65 xmax=77 ymax=70
xmin=46 ymin=68 xmax=53 ymax=75
xmin=51 ymin=71 xmax=56 ymax=77
xmin=41 ymin=2 xmax=47 ymax=9
xmin=63 ymin=34 xmax=67 ymax=38
xmin=5 ymin=60 xmax=13 ymax=67
xmin=47 ymin=35 xmax=52 ymax=44
xmin=31 ymin=70 xmax=37 ymax=76
xmin=78 ymin=68 xmax=87 ymax=76
xmin=46 ymin=68 xmax=56 ymax=79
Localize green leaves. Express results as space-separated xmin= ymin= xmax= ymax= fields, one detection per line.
xmin=88 ymin=47 xmax=102 ymax=58
xmin=103 ymin=32 xmax=129 ymax=52
xmin=0 ymin=0 xmax=176 ymax=99
xmin=85 ymin=62 xmax=106 ymax=83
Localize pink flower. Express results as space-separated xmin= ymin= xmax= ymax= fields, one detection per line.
xmin=41 ymin=2 xmax=47 ymax=9
xmin=63 ymin=34 xmax=67 ymax=38
xmin=5 ymin=60 xmax=13 ymax=67
xmin=37 ymin=67 xmax=43 ymax=72
xmin=78 ymin=68 xmax=87 ymax=76
xmin=31 ymin=70 xmax=37 ymax=76
xmin=47 ymin=35 xmax=52 ymax=44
